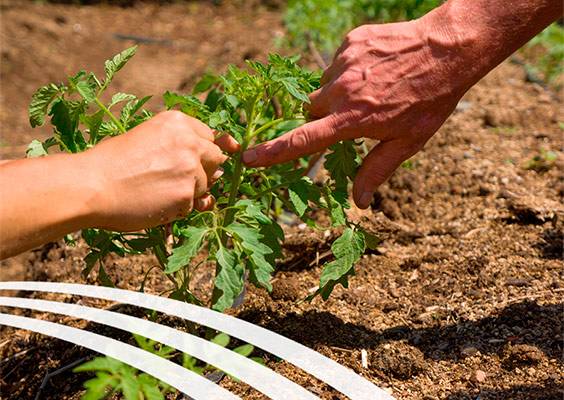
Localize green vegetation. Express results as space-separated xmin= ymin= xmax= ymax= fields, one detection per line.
xmin=73 ymin=332 xmax=261 ymax=400
xmin=522 ymin=22 xmax=564 ymax=88
xmin=521 ymin=147 xmax=558 ymax=171
xmin=282 ymin=0 xmax=442 ymax=56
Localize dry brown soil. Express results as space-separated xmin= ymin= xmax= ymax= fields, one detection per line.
xmin=1 ymin=1 xmax=563 ymax=400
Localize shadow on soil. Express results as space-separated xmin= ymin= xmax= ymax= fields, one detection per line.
xmin=239 ymin=300 xmax=563 ymax=362
xmin=445 ymin=381 xmax=564 ymax=400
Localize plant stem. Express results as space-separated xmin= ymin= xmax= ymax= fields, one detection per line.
xmin=93 ymin=98 xmax=127 ymax=134
xmin=153 ymin=245 xmax=179 ymax=289
xmin=251 ymin=178 xmax=299 ymax=200
xmin=222 ymin=108 xmax=256 ymax=228
xmin=250 ymin=117 xmax=306 ymax=140
xmin=210 ymin=106 xmax=258 ymax=309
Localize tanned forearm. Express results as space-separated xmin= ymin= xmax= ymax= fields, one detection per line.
xmin=0 ymin=153 xmax=100 ymax=259
xmin=0 ymin=111 xmax=237 ymax=260
xmin=423 ymin=0 xmax=564 ymax=95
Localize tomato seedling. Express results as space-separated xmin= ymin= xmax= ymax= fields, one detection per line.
xmin=28 ymin=46 xmax=377 ymax=312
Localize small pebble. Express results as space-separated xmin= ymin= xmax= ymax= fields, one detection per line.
xmin=475 ymin=369 xmax=487 ymax=383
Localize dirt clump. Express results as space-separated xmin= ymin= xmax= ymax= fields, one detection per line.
xmin=370 ymin=342 xmax=427 ymax=379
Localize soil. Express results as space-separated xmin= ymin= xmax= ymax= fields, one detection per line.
xmin=1 ymin=1 xmax=563 ymax=400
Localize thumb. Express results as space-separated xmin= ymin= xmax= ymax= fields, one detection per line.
xmin=242 ymin=115 xmax=341 ymax=167
xmin=353 ymin=139 xmax=416 ymax=209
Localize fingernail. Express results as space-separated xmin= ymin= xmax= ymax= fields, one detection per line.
xmin=211 ymin=167 xmax=224 ymax=181
xmin=242 ymin=149 xmax=257 ymax=165
xmin=359 ymin=192 xmax=373 ymax=209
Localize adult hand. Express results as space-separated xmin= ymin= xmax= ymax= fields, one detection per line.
xmin=85 ymin=110 xmax=240 ymax=231
xmin=243 ymin=0 xmax=562 ymax=209
xmin=243 ymin=18 xmax=466 ymax=209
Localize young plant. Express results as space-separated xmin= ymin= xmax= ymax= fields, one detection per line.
xmin=521 ymin=147 xmax=558 ymax=171
xmin=73 ymin=356 xmax=175 ymax=400
xmin=28 ymin=44 xmax=377 ymax=400
xmin=27 ymin=46 xmax=377 ymax=312
xmin=73 ymin=332 xmax=261 ymax=400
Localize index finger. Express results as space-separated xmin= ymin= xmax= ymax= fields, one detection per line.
xmin=242 ymin=116 xmax=341 ymax=167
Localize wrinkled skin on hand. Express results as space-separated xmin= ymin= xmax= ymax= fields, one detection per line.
xmin=244 ymin=0 xmax=563 ymax=209
xmin=243 ymin=19 xmax=466 ymax=208
xmin=87 ymin=110 xmax=240 ymax=231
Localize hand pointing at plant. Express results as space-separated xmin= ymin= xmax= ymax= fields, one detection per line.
xmin=242 ymin=0 xmax=563 ymax=209
xmin=0 ymin=111 xmax=240 ymax=259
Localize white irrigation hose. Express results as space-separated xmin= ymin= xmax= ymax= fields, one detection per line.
xmin=0 ymin=313 xmax=239 ymax=400
xmin=0 ymin=281 xmax=395 ymax=400
xmin=0 ymin=296 xmax=317 ymax=400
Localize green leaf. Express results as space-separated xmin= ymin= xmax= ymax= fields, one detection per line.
xmin=165 ymin=226 xmax=209 ymax=273
xmin=213 ymin=246 xmax=245 ymax=311
xmin=98 ymin=264 xmax=114 ymax=287
xmin=82 ymin=251 xmax=100 ymax=279
xmin=324 ymin=185 xmax=346 ymax=227
xmin=227 ymin=223 xmax=273 ymax=257
xmin=80 ymin=372 xmax=119 ymax=400
xmin=304 ymin=228 xmax=365 ymax=302
xmin=74 ymin=356 xmax=124 ymax=373
xmin=119 ymin=373 xmax=140 ymax=400
xmin=211 ymin=332 xmax=230 ymax=347
xmin=141 ymin=381 xmax=165 ymax=400
xmin=279 ymin=77 xmax=310 ymax=103
xmin=163 ymin=91 xmax=204 ymax=110
xmin=79 ymin=109 xmax=105 ymax=145
xmin=358 ymin=226 xmax=379 ymax=250
xmin=132 ymin=333 xmax=156 ymax=353
xmin=247 ymin=205 xmax=271 ymax=225
xmin=288 ymin=180 xmax=310 ymax=217
xmin=26 ymin=137 xmax=58 ymax=158
xmin=71 ymin=78 xmax=97 ymax=102
xmin=104 ymin=45 xmax=138 ymax=86
xmin=120 ymin=95 xmax=153 ymax=124
xmin=320 ymin=228 xmax=364 ymax=287
xmin=227 ymin=222 xmax=274 ymax=290
xmin=109 ymin=93 xmax=137 ymax=108
xmin=233 ymin=344 xmax=254 ymax=357
xmin=49 ymin=99 xmax=83 ymax=153
xmin=208 ymin=110 xmax=229 ymax=128
xmin=193 ymin=73 xmax=220 ymax=95
xmin=26 ymin=139 xmax=49 ymax=158
xmin=125 ymin=237 xmax=161 ymax=253
xmin=324 ymin=140 xmax=360 ymax=191
xmin=29 ymin=84 xmax=61 ymax=128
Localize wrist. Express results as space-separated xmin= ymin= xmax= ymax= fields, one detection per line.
xmin=72 ymin=150 xmax=108 ymax=229
xmin=421 ymin=0 xmax=564 ymax=94
xmin=417 ymin=3 xmax=489 ymax=96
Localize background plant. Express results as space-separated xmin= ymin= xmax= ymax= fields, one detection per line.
xmin=73 ymin=331 xmax=260 ymax=400
xmin=282 ymin=0 xmax=442 ymax=58
xmin=521 ymin=22 xmax=564 ymax=89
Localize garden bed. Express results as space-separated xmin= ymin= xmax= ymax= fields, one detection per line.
xmin=1 ymin=1 xmax=562 ymax=399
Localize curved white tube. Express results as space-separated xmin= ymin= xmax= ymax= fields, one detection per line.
xmin=0 ymin=281 xmax=395 ymax=400
xmin=0 ymin=313 xmax=239 ymax=400
xmin=0 ymin=296 xmax=317 ymax=400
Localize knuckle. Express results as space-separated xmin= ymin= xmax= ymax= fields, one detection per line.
xmin=162 ymin=110 xmax=185 ymax=124
xmin=332 ymin=71 xmax=358 ymax=92
xmin=288 ymin=129 xmax=312 ymax=153
xmin=179 ymin=157 xmax=199 ymax=174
